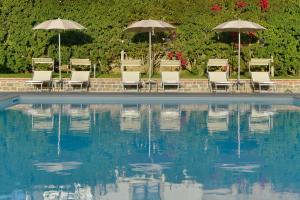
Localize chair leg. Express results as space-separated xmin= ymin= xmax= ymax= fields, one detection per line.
xmin=259 ymin=84 xmax=261 ymax=93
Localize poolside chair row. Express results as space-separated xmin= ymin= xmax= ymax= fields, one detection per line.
xmin=25 ymin=71 xmax=90 ymax=91
xmin=25 ymin=70 xmax=276 ymax=93
xmin=208 ymin=71 xmax=276 ymax=93
xmin=121 ymin=71 xmax=180 ymax=92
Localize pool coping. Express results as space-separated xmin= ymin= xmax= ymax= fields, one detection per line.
xmin=1 ymin=92 xmax=300 ymax=98
xmin=0 ymin=92 xmax=300 ymax=105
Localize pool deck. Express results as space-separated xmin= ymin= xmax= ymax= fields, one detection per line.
xmin=1 ymin=92 xmax=300 ymax=104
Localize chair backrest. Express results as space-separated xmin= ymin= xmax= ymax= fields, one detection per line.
xmin=208 ymin=72 xmax=228 ymax=82
xmin=122 ymin=59 xmax=142 ymax=67
xmin=71 ymin=71 xmax=90 ymax=82
xmin=160 ymin=60 xmax=181 ymax=67
xmin=32 ymin=58 xmax=54 ymax=71
xmin=32 ymin=71 xmax=52 ymax=82
xmin=161 ymin=71 xmax=180 ymax=82
xmin=121 ymin=59 xmax=143 ymax=72
xmin=160 ymin=60 xmax=181 ymax=72
xmin=251 ymin=72 xmax=271 ymax=82
xmin=122 ymin=71 xmax=140 ymax=82
xmin=207 ymin=59 xmax=229 ymax=72
xmin=70 ymin=59 xmax=91 ymax=71
xmin=249 ymin=58 xmax=271 ymax=72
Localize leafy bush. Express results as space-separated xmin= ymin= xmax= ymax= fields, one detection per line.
xmin=0 ymin=0 xmax=299 ymax=76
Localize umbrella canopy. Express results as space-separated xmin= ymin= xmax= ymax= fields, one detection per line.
xmin=33 ymin=18 xmax=86 ymax=79
xmin=213 ymin=20 xmax=266 ymax=86
xmin=125 ymin=20 xmax=175 ymax=32
xmin=125 ymin=20 xmax=176 ymax=80
xmin=213 ymin=20 xmax=266 ymax=32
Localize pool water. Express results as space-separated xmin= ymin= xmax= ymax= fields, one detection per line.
xmin=1 ymin=102 xmax=300 ymax=200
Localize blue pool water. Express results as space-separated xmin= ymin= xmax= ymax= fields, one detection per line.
xmin=1 ymin=98 xmax=300 ymax=199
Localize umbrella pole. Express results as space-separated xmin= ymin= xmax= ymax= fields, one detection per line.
xmin=149 ymin=32 xmax=152 ymax=81
xmin=237 ymin=32 xmax=241 ymax=89
xmin=58 ymin=32 xmax=62 ymax=80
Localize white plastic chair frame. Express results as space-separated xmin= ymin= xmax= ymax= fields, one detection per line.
xmin=32 ymin=58 xmax=54 ymax=71
xmin=249 ymin=58 xmax=276 ymax=92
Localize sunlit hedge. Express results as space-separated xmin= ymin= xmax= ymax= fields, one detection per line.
xmin=0 ymin=0 xmax=300 ymax=76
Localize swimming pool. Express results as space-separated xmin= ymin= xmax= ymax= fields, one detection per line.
xmin=1 ymin=94 xmax=300 ymax=200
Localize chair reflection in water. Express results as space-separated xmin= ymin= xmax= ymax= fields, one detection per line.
xmin=249 ymin=104 xmax=274 ymax=133
xmin=207 ymin=104 xmax=229 ymax=133
xmin=64 ymin=104 xmax=91 ymax=133
xmin=160 ymin=104 xmax=181 ymax=132
xmin=120 ymin=104 xmax=141 ymax=132
xmin=27 ymin=104 xmax=54 ymax=132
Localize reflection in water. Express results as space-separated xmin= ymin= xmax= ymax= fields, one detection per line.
xmin=28 ymin=104 xmax=54 ymax=133
xmin=249 ymin=104 xmax=274 ymax=134
xmin=2 ymin=103 xmax=300 ymax=199
xmin=65 ymin=104 xmax=91 ymax=133
xmin=120 ymin=104 xmax=141 ymax=132
xmin=160 ymin=104 xmax=181 ymax=132
xmin=207 ymin=104 xmax=229 ymax=133
xmin=34 ymin=161 xmax=82 ymax=174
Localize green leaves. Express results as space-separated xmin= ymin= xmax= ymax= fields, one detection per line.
xmin=0 ymin=0 xmax=299 ymax=76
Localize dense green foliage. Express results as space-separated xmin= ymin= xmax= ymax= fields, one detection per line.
xmin=0 ymin=0 xmax=300 ymax=76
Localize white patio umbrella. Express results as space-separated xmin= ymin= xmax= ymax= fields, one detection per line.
xmin=33 ymin=18 xmax=86 ymax=79
xmin=213 ymin=19 xmax=266 ymax=85
xmin=125 ymin=20 xmax=176 ymax=80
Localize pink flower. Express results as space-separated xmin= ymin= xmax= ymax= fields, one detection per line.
xmin=236 ymin=1 xmax=248 ymax=9
xmin=260 ymin=0 xmax=269 ymax=11
xmin=211 ymin=4 xmax=222 ymax=12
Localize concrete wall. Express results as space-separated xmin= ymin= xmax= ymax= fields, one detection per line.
xmin=0 ymin=78 xmax=299 ymax=93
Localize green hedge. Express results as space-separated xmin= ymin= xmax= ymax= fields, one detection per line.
xmin=0 ymin=0 xmax=300 ymax=76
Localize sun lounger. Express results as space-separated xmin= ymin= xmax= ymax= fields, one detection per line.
xmin=161 ymin=71 xmax=180 ymax=92
xmin=121 ymin=71 xmax=141 ymax=92
xmin=250 ymin=72 xmax=276 ymax=93
xmin=208 ymin=72 xmax=233 ymax=92
xmin=65 ymin=71 xmax=90 ymax=91
xmin=25 ymin=71 xmax=52 ymax=91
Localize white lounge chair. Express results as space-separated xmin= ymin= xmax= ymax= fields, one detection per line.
xmin=121 ymin=71 xmax=141 ymax=92
xmin=65 ymin=71 xmax=90 ymax=91
xmin=251 ymin=72 xmax=276 ymax=93
xmin=208 ymin=72 xmax=233 ymax=92
xmin=161 ymin=71 xmax=180 ymax=92
xmin=25 ymin=71 xmax=52 ymax=91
